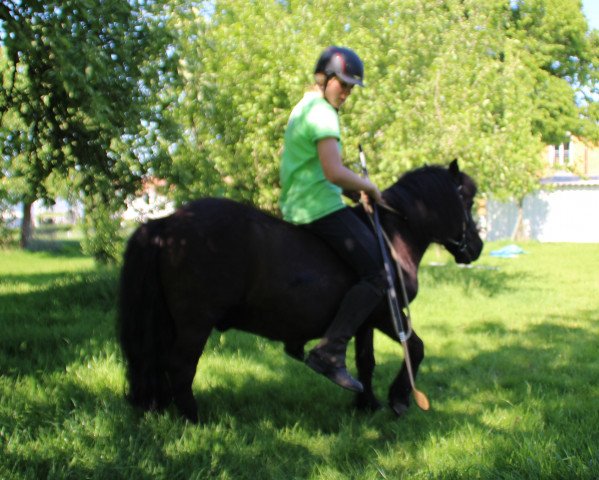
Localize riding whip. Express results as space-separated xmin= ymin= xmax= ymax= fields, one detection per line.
xmin=358 ymin=145 xmax=430 ymax=411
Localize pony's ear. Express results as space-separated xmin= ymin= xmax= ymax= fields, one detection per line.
xmin=449 ymin=158 xmax=460 ymax=180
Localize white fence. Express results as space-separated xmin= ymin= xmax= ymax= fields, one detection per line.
xmin=485 ymin=174 xmax=599 ymax=243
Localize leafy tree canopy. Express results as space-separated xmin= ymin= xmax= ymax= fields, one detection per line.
xmin=0 ymin=0 xmax=179 ymax=255
xmin=0 ymin=0 xmax=178 ymax=204
xmin=166 ymin=0 xmax=598 ymax=209
xmin=1 ymin=0 xmax=597 ymax=252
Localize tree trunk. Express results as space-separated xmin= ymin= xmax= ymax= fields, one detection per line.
xmin=510 ymin=197 xmax=525 ymax=241
xmin=20 ymin=200 xmax=34 ymax=249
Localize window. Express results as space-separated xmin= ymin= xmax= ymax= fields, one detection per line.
xmin=551 ymin=142 xmax=571 ymax=166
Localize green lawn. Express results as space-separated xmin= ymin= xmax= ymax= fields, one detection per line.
xmin=1 ymin=241 xmax=598 ymax=479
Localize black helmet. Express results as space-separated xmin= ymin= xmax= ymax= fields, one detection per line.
xmin=314 ymin=46 xmax=364 ymax=87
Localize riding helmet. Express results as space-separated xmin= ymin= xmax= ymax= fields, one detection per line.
xmin=314 ymin=46 xmax=364 ymax=87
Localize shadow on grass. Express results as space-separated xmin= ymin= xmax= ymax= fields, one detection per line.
xmin=3 ymin=308 xmax=598 ymax=478
xmin=419 ymin=263 xmax=533 ymax=297
xmin=2 ymin=263 xmax=599 ymax=478
xmin=180 ymin=304 xmax=599 ymax=476
xmin=1 ymin=382 xmax=321 ymax=479
xmin=0 ymin=268 xmax=119 ymax=377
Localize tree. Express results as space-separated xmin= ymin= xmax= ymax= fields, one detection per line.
xmin=4 ymin=0 xmax=594 ymax=251
xmin=499 ymin=0 xmax=599 ymax=237
xmin=164 ymin=0 xmax=547 ymax=211
xmin=506 ymin=0 xmax=599 ymax=144
xmin=0 ymin=0 xmax=178 ymax=256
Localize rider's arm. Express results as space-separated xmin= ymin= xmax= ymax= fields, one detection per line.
xmin=317 ymin=137 xmax=382 ymax=203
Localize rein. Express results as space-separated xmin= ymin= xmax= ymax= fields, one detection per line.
xmin=378 ymin=224 xmax=414 ymax=340
xmin=364 ymin=166 xmax=473 ymax=340
xmin=377 ymin=200 xmax=406 ymax=219
xmin=358 ymin=144 xmax=430 ymax=411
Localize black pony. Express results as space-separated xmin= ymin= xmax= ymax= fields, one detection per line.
xmin=118 ymin=160 xmax=483 ymax=423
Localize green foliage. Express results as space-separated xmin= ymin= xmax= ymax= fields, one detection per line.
xmin=0 ymin=198 xmax=16 ymax=247
xmin=579 ymin=28 xmax=599 ymax=142
xmin=0 ymin=0 xmax=179 ymax=255
xmin=1 ymin=243 xmax=598 ymax=478
xmin=1 ymin=0 xmax=597 ymax=246
xmin=80 ymin=196 xmax=124 ymax=264
xmin=165 ymin=0 xmax=597 ymax=211
xmin=505 ymin=0 xmax=598 ymax=145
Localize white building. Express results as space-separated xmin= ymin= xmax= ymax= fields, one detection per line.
xmin=121 ymin=178 xmax=176 ymax=224
xmin=485 ymin=172 xmax=599 ymax=243
xmin=485 ymin=135 xmax=599 ymax=243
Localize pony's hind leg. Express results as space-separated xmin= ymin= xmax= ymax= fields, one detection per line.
xmin=167 ymin=326 xmax=213 ymax=423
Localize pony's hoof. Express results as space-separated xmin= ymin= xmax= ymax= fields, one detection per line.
xmin=179 ymin=406 xmax=198 ymax=424
xmin=174 ymin=394 xmax=199 ymax=424
xmin=284 ymin=343 xmax=305 ymax=361
xmin=390 ymin=401 xmax=409 ymax=417
xmin=355 ymin=394 xmax=383 ymax=412
xmin=185 ymin=412 xmax=199 ymax=424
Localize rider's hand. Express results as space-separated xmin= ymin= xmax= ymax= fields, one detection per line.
xmin=360 ymin=191 xmax=374 ymax=214
xmin=362 ymin=179 xmax=383 ymax=205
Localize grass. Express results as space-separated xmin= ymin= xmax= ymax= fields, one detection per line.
xmin=0 ymin=240 xmax=598 ymax=479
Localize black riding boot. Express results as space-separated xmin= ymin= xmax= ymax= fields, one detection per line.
xmin=306 ymin=281 xmax=384 ymax=393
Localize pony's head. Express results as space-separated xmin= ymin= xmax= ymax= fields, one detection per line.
xmin=383 ymin=159 xmax=483 ymax=264
xmin=442 ymin=159 xmax=483 ymax=263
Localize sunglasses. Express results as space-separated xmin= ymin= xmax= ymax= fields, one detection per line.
xmin=336 ymin=78 xmax=354 ymax=93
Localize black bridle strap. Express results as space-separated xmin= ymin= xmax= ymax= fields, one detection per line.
xmin=376 ymin=188 xmax=471 ymax=256
xmin=419 ymin=183 xmax=472 ymax=254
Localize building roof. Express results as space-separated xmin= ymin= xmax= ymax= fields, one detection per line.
xmin=541 ymin=170 xmax=599 ymax=187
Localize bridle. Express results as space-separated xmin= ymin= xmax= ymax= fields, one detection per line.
xmin=377 ymin=184 xmax=474 ymax=257
xmin=441 ymin=185 xmax=475 ymax=259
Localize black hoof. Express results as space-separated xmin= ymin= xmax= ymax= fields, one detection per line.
xmin=305 ymin=352 xmax=364 ymax=393
xmin=390 ymin=400 xmax=409 ymax=417
xmin=174 ymin=392 xmax=199 ymax=424
xmin=284 ymin=343 xmax=305 ymax=361
xmin=184 ymin=411 xmax=199 ymax=424
xmin=355 ymin=393 xmax=383 ymax=412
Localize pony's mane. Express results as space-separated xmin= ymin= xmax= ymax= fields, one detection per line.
xmin=382 ymin=165 xmax=464 ymax=236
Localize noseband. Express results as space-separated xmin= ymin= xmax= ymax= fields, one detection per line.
xmin=442 ymin=185 xmax=474 ymax=257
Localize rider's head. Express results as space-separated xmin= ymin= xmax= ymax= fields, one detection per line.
xmin=314 ymin=46 xmax=364 ymax=109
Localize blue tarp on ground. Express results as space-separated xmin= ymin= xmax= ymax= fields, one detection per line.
xmin=489 ymin=244 xmax=527 ymax=258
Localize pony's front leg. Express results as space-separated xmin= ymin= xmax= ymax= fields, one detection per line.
xmin=354 ymin=325 xmax=383 ymax=411
xmin=388 ymin=329 xmax=425 ymax=416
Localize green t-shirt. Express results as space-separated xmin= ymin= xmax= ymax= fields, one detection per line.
xmin=279 ymin=92 xmax=345 ymax=224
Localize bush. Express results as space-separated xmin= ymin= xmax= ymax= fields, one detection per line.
xmin=81 ymin=201 xmax=124 ymax=264
xmin=0 ymin=200 xmax=18 ymax=248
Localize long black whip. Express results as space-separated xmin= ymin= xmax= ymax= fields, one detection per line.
xmin=358 ymin=145 xmax=430 ymax=411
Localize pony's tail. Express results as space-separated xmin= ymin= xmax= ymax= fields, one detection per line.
xmin=118 ymin=218 xmax=173 ymax=412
